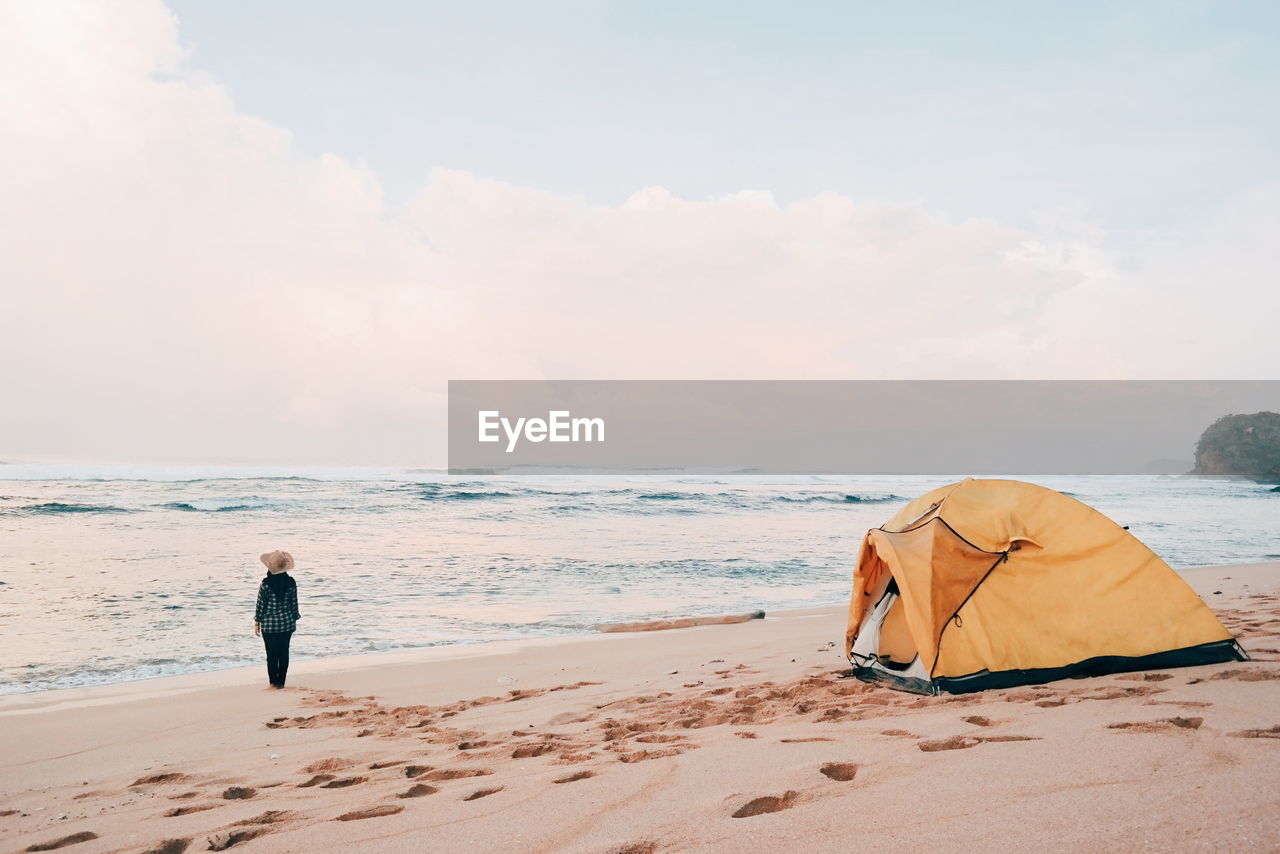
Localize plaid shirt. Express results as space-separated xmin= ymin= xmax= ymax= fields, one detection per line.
xmin=255 ymin=576 xmax=300 ymax=634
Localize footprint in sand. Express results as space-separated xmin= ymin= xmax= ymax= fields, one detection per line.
xmin=962 ymin=716 xmax=993 ymax=727
xmin=334 ymin=804 xmax=404 ymax=821
xmin=423 ymin=768 xmax=494 ymax=781
xmin=731 ymin=791 xmax=799 ymax=818
xmin=403 ymin=765 xmax=433 ymax=779
xmin=1191 ymin=669 xmax=1280 ymax=684
xmin=139 ymin=839 xmax=190 ymax=854
xmin=1083 ymin=687 xmax=1168 ymax=701
xmin=369 ymin=760 xmax=406 ymax=769
xmin=919 ymin=734 xmax=1040 ymax=751
xmin=1107 ymin=717 xmax=1203 ymax=734
xmin=1228 ymin=725 xmax=1280 ymax=739
xmin=512 ymin=743 xmax=556 ymax=758
xmin=295 ymin=778 xmax=332 ymax=793
xmin=604 ymin=843 xmax=657 ymax=854
xmin=397 ymin=784 xmax=439 ymax=798
xmin=554 ymin=770 xmax=595 ymax=784
xmin=231 ymin=811 xmax=293 ymax=827
xmin=464 ymin=786 xmax=504 ymax=801
xmin=918 ymin=736 xmax=981 ymax=752
xmin=819 ymin=763 xmax=858 ymax=782
xmin=320 ymin=777 xmax=366 ymax=789
xmin=294 ymin=773 xmax=335 ymax=788
xmin=206 ymin=828 xmax=268 ymax=851
xmin=71 ymin=790 xmax=112 ymax=802
xmin=164 ymin=803 xmax=222 ymax=817
xmin=1144 ymin=699 xmax=1213 ymax=709
xmin=131 ymin=773 xmax=190 ymax=786
xmin=553 ymin=751 xmax=598 ymax=765
xmin=221 ymin=787 xmax=255 ymax=800
xmin=302 ymin=758 xmax=355 ymax=774
xmin=616 ymin=748 xmax=686 ymax=763
xmin=24 ymin=832 xmax=100 ymax=852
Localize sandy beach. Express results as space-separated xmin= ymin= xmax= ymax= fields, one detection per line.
xmin=2 ymin=561 xmax=1278 ymax=854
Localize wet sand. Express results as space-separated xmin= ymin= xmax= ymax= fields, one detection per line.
xmin=1 ymin=562 xmax=1278 ymax=854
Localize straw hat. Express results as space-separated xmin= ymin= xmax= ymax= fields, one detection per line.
xmin=260 ymin=550 xmax=294 ymax=574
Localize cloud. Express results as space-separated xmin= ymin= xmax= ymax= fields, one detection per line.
xmin=0 ymin=0 xmax=1274 ymax=464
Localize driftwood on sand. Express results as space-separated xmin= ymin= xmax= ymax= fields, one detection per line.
xmin=593 ymin=610 xmax=766 ymax=633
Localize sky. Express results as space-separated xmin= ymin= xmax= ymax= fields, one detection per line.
xmin=1 ymin=0 xmax=1278 ymax=465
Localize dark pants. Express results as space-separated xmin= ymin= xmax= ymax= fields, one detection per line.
xmin=263 ymin=630 xmax=293 ymax=687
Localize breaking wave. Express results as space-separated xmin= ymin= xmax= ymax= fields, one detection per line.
xmin=19 ymin=502 xmax=135 ymax=515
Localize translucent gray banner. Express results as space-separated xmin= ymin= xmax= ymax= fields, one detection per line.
xmin=447 ymin=380 xmax=1280 ymax=475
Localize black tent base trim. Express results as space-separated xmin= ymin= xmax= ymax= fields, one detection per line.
xmin=931 ymin=638 xmax=1249 ymax=695
xmin=849 ymin=666 xmax=936 ymax=696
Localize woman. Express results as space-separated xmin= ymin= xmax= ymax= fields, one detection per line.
xmin=254 ymin=550 xmax=301 ymax=689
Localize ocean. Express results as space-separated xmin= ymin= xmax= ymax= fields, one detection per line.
xmin=0 ymin=468 xmax=1276 ymax=695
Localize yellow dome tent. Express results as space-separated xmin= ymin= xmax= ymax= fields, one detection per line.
xmin=845 ymin=478 xmax=1245 ymax=694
